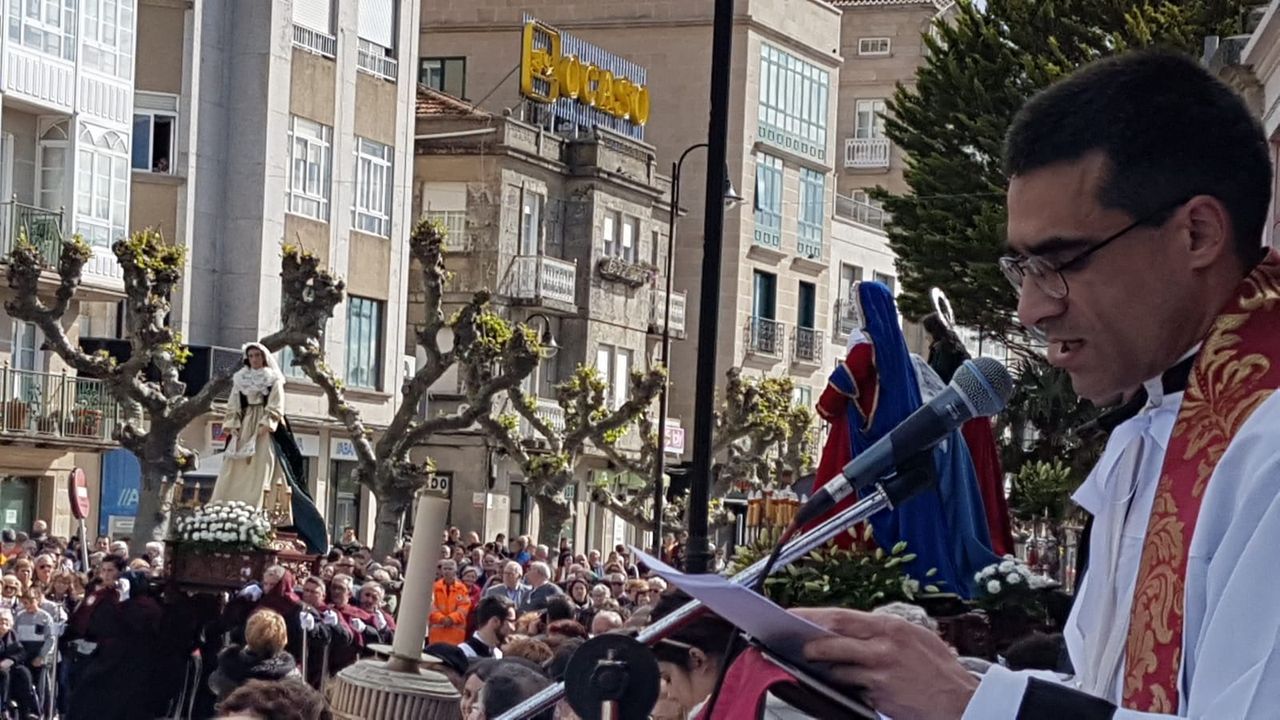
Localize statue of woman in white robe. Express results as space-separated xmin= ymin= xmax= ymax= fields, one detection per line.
xmin=210 ymin=342 xmax=290 ymax=520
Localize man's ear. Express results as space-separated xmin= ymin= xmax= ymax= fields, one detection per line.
xmin=1183 ymin=195 xmax=1234 ymax=271
xmin=688 ymin=647 xmax=709 ymax=671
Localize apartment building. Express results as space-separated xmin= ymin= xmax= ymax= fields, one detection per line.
xmin=421 ymin=1 xmax=842 ymax=489
xmin=828 ymin=0 xmax=954 ymax=358
xmin=104 ymin=0 xmax=421 ymax=544
xmin=412 ymin=66 xmax=679 ymax=547
xmin=0 ymin=0 xmax=138 ymax=536
xmin=1240 ymin=1 xmax=1279 ymax=248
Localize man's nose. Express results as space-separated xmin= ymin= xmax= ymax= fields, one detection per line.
xmin=1016 ymin=280 xmax=1067 ymax=332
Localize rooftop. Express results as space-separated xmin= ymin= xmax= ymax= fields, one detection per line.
xmin=415 ymin=86 xmax=491 ymax=119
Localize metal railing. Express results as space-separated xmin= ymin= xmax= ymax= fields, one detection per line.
xmin=833 ymin=299 xmax=860 ymax=338
xmin=648 ymin=287 xmax=687 ymax=336
xmin=745 ymin=316 xmax=786 ymax=358
xmin=424 ymin=211 xmax=469 ymax=251
xmin=793 ymin=326 xmax=824 ymax=363
xmin=292 ymin=24 xmax=337 ymax=58
xmin=506 ymin=256 xmax=577 ymax=307
xmin=753 ymin=225 xmax=782 ymax=250
xmin=357 ymin=46 xmax=398 ymax=81
xmin=520 ymin=398 xmax=566 ymax=440
xmin=834 ymin=193 xmax=888 ymax=231
xmin=0 ymin=365 xmax=118 ymax=444
xmin=0 ymin=200 xmax=64 ymax=265
xmin=844 ymin=138 xmax=891 ymax=169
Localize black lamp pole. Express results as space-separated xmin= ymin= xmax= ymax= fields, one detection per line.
xmin=685 ymin=0 xmax=735 ymax=574
xmin=653 ymin=143 xmax=709 ymax=558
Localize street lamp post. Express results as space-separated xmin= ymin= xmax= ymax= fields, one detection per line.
xmin=652 ymin=144 xmax=743 ymax=559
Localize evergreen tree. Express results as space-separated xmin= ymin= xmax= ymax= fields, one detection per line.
xmin=876 ymin=0 xmax=1254 ymax=344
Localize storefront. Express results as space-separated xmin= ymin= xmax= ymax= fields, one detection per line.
xmin=0 ymin=476 xmax=37 ymax=532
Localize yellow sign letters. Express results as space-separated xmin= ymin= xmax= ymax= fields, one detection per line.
xmin=519 ymin=21 xmax=651 ymax=127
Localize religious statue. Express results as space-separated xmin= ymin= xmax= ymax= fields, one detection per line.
xmin=811 ymin=281 xmax=998 ymax=598
xmin=211 ymin=343 xmax=329 ymax=554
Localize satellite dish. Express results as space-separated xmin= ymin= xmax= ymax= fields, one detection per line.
xmin=929 ymin=287 xmax=956 ymax=330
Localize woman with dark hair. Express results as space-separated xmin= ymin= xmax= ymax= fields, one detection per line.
xmin=650 ymin=591 xmax=739 ymax=717
xmin=922 ymin=312 xmax=969 ymax=384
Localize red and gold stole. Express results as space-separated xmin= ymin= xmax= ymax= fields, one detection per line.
xmin=1122 ymin=250 xmax=1280 ymax=712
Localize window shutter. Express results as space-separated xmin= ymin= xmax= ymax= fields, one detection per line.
xmin=292 ymin=0 xmax=332 ymax=33
xmin=358 ymin=0 xmax=396 ymax=50
xmin=135 ymin=91 xmax=177 ymax=113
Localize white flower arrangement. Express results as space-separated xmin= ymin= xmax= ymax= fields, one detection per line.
xmin=174 ymin=501 xmax=273 ymax=549
xmin=975 ymin=557 xmax=1056 ymax=599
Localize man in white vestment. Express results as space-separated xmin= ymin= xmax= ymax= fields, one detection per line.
xmin=793 ymin=51 xmax=1280 ymax=719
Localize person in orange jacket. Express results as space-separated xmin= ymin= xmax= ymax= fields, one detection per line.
xmin=429 ymin=559 xmax=471 ymax=646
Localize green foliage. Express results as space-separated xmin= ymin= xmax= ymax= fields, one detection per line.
xmin=998 ymin=355 xmax=1102 ymax=482
xmin=730 ymin=529 xmax=940 ymax=611
xmin=877 ymin=0 xmax=1255 ymax=343
xmin=1009 ymin=459 xmax=1080 ymax=523
xmin=159 ymin=331 xmax=192 ymax=368
xmin=115 ymin=228 xmax=186 ymax=277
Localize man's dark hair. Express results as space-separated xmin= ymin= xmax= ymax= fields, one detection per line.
xmin=1003 ymin=632 xmax=1066 ymax=672
xmin=545 ymin=637 xmax=585 ymax=681
xmin=545 ymin=596 xmax=574 ymax=623
xmin=476 ymin=595 xmax=513 ymax=627
xmin=424 ymin=642 xmax=469 ymax=677
xmin=481 ymin=663 xmax=553 ymax=720
xmin=218 ymin=679 xmax=331 ymax=720
xmin=1004 ymin=49 xmax=1272 ymax=265
xmin=104 ymin=556 xmax=128 ymax=572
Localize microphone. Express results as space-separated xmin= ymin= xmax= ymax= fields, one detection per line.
xmin=793 ymin=357 xmax=1014 ymax=527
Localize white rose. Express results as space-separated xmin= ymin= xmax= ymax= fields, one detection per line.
xmin=986 ymin=580 xmax=1001 ymax=594
xmin=1002 ymin=554 xmax=1016 ymax=561
xmin=974 ymin=571 xmax=985 ymax=584
xmin=1006 ymin=573 xmax=1021 ymax=584
xmin=1017 ymin=564 xmax=1033 ymax=577
xmin=981 ymin=566 xmax=996 ymax=578
xmin=998 ymin=561 xmax=1015 ymax=574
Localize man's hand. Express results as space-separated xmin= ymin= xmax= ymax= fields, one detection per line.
xmin=441 ymin=617 xmax=455 ymax=627
xmin=794 ymin=608 xmax=978 ymax=720
xmin=0 ymin=659 xmax=11 ymax=670
xmin=32 ymin=657 xmax=44 ymax=668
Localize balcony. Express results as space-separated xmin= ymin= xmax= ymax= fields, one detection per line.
xmin=744 ymin=316 xmax=786 ymax=358
xmin=424 ymin=211 xmax=469 ymax=252
xmin=0 ymin=366 xmax=119 ymax=448
xmin=0 ymin=201 xmax=64 ymax=266
xmin=834 ymin=193 xmax=888 ymax=231
xmin=844 ymin=138 xmax=891 ymax=169
xmin=357 ymin=45 xmax=398 ymax=81
xmin=833 ymin=299 xmax=860 ymax=339
xmin=792 ymin=326 xmax=824 ymax=365
xmin=292 ymin=24 xmax=337 ymax=58
xmin=520 ymin=398 xmax=566 ymax=441
xmin=505 ymin=256 xmax=577 ymax=311
xmin=648 ymin=287 xmax=687 ymax=338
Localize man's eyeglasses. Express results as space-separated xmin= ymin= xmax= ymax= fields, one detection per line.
xmin=999 ymin=200 xmax=1185 ymax=300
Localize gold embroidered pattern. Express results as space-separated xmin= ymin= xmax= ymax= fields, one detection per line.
xmin=1121 ymin=253 xmax=1280 ymax=712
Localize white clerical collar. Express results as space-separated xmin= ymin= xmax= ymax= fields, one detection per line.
xmin=1143 ymin=344 xmax=1202 ymax=409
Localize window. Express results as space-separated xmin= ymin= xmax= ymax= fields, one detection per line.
xmin=345 ymin=296 xmax=383 ymax=389
xmin=292 ymin=0 xmax=332 ymax=33
xmin=792 ymin=386 xmax=813 ymax=408
xmin=357 ymin=0 xmax=395 ymax=52
xmin=353 ymin=137 xmax=392 ymax=236
xmin=74 ymin=127 xmax=129 ymax=247
xmin=753 ymin=153 xmax=783 ymax=248
xmin=287 ymin=116 xmax=333 ymax=220
xmin=873 ymin=271 xmax=896 ymax=294
xmin=420 ymin=57 xmax=466 ymax=98
xmin=13 ymin=322 xmax=39 ymax=371
xmin=9 ymin=0 xmax=75 ymax=60
xmin=595 ymin=345 xmax=634 ymax=410
xmin=602 ymin=212 xmax=638 ymax=262
xmin=328 ymin=461 xmax=361 ymax=540
xmin=37 ymin=120 xmax=68 ymax=213
xmin=520 ymin=190 xmax=544 ymax=255
xmin=858 ymin=37 xmax=891 ymax=56
xmin=757 ymin=44 xmax=830 ymax=161
xmin=132 ymin=93 xmax=178 ymax=173
xmin=82 ymin=0 xmax=135 ymax=78
xmin=855 ymin=99 xmax=887 ymax=140
xmin=753 ymin=271 xmax=777 ymax=321
xmin=839 ymin=263 xmax=863 ymax=303
xmin=798 ymin=282 xmax=816 ymax=329
xmin=797 ymin=168 xmax=825 ymax=257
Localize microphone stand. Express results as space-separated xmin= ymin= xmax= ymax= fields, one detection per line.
xmin=496 ymin=455 xmax=937 ymax=720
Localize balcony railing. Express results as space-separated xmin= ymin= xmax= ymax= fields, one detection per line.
xmin=834 ymin=193 xmax=888 ymax=231
xmin=520 ymin=398 xmax=566 ymax=440
xmin=833 ymin=299 xmax=860 ymax=338
xmin=506 ymin=256 xmax=577 ymax=308
xmin=844 ymin=138 xmax=891 ymax=169
xmin=292 ymin=24 xmax=337 ymax=58
xmin=0 ymin=366 xmax=119 ymax=445
xmin=745 ymin=316 xmax=786 ymax=358
xmin=424 ymin=211 xmax=469 ymax=251
xmin=357 ymin=46 xmax=398 ymax=81
xmin=793 ymin=326 xmax=824 ymax=364
xmin=648 ymin=286 xmax=687 ymax=337
xmin=0 ymin=201 xmax=64 ymax=266
xmin=797 ymin=226 xmax=823 ymax=260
